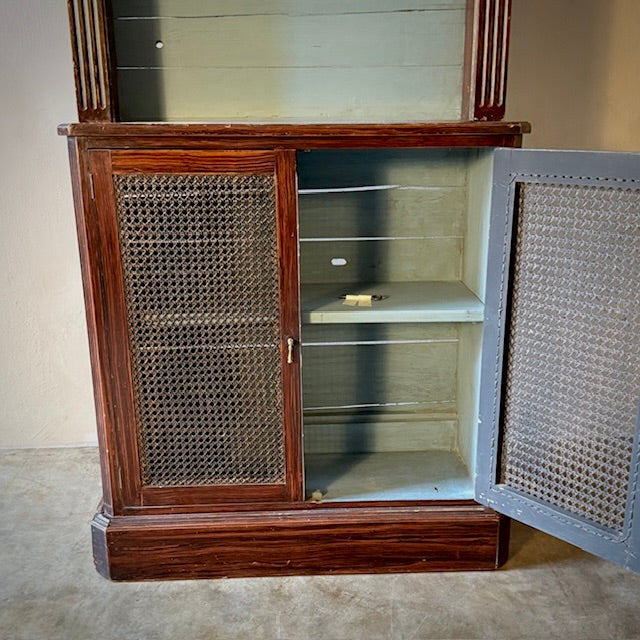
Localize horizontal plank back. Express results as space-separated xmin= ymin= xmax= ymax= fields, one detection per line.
xmin=113 ymin=1 xmax=466 ymax=121
xmin=301 ymin=238 xmax=462 ymax=284
xmin=299 ymin=149 xmax=471 ymax=284
xmin=112 ymin=0 xmax=466 ymax=18
xmin=299 ymin=188 xmax=466 ymax=239
xmin=302 ymin=340 xmax=457 ymax=409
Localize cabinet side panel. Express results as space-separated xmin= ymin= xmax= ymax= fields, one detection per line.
xmin=88 ymin=150 xmax=143 ymax=509
xmin=67 ymin=140 xmax=117 ymax=513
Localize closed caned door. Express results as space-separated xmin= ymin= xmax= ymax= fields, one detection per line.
xmin=87 ymin=150 xmax=302 ymax=509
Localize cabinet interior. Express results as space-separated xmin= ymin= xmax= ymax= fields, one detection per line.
xmin=299 ymin=148 xmax=494 ymax=501
xmin=111 ymin=0 xmax=467 ymax=123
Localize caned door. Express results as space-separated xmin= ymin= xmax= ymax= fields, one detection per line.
xmin=86 ymin=149 xmax=302 ymax=510
xmin=477 ymin=149 xmax=640 ymax=571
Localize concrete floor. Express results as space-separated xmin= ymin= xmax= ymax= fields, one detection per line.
xmin=1 ymin=448 xmax=639 ymax=640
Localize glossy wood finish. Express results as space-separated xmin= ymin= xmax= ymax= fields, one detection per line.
xmin=60 ymin=121 xmax=529 ymax=145
xmin=463 ymin=0 xmax=511 ymax=120
xmin=91 ymin=503 xmax=508 ymax=580
xmin=110 ymin=149 xmax=275 ymax=173
xmin=276 ymin=150 xmax=304 ymax=502
xmin=87 ymin=150 xmax=142 ymax=510
xmin=67 ymin=0 xmax=117 ymax=122
xmin=80 ymin=148 xmax=303 ymax=511
xmin=67 ymin=139 xmax=117 ymax=515
xmin=62 ymin=0 xmax=522 ymax=579
xmin=117 ymin=498 xmax=494 ymax=517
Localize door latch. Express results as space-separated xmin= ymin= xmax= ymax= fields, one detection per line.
xmin=286 ymin=337 xmax=295 ymax=364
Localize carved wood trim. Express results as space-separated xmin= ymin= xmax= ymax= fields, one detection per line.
xmin=67 ymin=0 xmax=117 ymax=121
xmin=463 ymin=0 xmax=512 ymax=121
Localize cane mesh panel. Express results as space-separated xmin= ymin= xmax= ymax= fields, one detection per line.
xmin=114 ymin=172 xmax=286 ymax=487
xmin=501 ymin=182 xmax=640 ymax=532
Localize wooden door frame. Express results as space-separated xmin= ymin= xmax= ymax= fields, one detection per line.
xmin=73 ymin=146 xmax=302 ymax=513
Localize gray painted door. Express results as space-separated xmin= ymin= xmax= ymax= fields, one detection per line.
xmin=477 ymin=149 xmax=640 ymax=572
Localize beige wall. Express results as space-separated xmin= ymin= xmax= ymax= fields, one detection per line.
xmin=0 ymin=1 xmax=97 ymax=446
xmin=507 ymin=0 xmax=640 ymax=151
xmin=0 ymin=1 xmax=638 ymax=447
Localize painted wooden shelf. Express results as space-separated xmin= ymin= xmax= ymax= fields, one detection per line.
xmin=305 ymin=450 xmax=474 ymax=502
xmin=301 ymin=281 xmax=483 ymax=324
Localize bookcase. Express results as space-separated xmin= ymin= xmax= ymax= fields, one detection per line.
xmin=60 ymin=1 xmax=640 ymax=579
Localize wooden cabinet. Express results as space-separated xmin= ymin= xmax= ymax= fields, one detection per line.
xmin=61 ymin=1 xmax=639 ymax=579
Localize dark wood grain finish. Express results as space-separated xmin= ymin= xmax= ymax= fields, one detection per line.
xmin=92 ymin=504 xmax=505 ymax=580
xmin=463 ymin=0 xmax=512 ymax=121
xmin=91 ymin=513 xmax=111 ymax=578
xmin=67 ymin=0 xmax=117 ymax=122
xmin=84 ymin=149 xmax=302 ymax=510
xmin=117 ymin=498 xmax=485 ymax=516
xmin=67 ymin=139 xmax=118 ymax=515
xmin=140 ymin=485 xmax=289 ymax=507
xmin=86 ymin=134 xmax=524 ymax=151
xmin=60 ymin=121 xmax=530 ymax=142
xmin=110 ymin=150 xmax=275 ymax=173
xmin=275 ymin=150 xmax=304 ymax=502
xmin=88 ymin=150 xmax=143 ymax=510
xmin=497 ymin=516 xmax=512 ymax=567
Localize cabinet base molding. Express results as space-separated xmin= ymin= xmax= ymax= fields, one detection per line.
xmin=91 ymin=503 xmax=508 ymax=580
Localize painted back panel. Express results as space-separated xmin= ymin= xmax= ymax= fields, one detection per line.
xmin=112 ymin=1 xmax=466 ymax=121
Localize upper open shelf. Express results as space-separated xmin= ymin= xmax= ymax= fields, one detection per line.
xmin=301 ymin=281 xmax=483 ymax=324
xmin=68 ymin=1 xmax=514 ymax=124
xmin=113 ymin=0 xmax=468 ymax=123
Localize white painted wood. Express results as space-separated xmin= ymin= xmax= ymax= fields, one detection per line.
xmin=301 ymin=282 xmax=484 ymax=324
xmin=298 ymin=149 xmax=469 ymax=190
xmin=114 ymin=12 xmax=464 ymax=69
xmin=117 ymin=66 xmax=463 ymax=122
xmin=300 ymin=238 xmax=462 ymax=284
xmin=463 ymin=149 xmax=494 ymax=302
xmin=113 ymin=1 xmax=466 ymax=19
xmin=301 ymin=237 xmax=461 ymax=243
xmin=303 ymin=401 xmax=457 ymax=422
xmin=456 ymin=323 xmax=482 ymax=477
xmin=299 ymin=188 xmax=466 ymax=240
xmin=303 ymin=420 xmax=457 ymax=454
xmin=301 ymin=339 xmax=457 ymax=408
xmin=304 ymin=450 xmax=474 ymax=501
xmin=299 ymin=185 xmax=400 ymax=194
xmin=302 ymin=322 xmax=457 ymax=343
xmin=302 ymin=339 xmax=457 ymax=347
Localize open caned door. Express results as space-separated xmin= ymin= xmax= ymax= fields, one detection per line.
xmin=477 ymin=149 xmax=640 ymax=571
